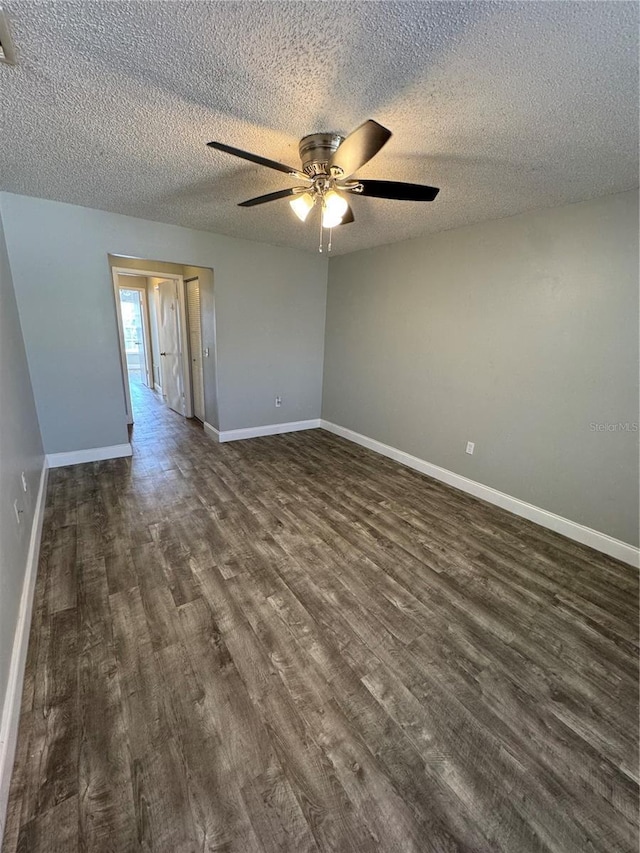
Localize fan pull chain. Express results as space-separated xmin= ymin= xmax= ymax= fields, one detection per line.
xmin=318 ymin=212 xmax=323 ymax=253
xmin=327 ymin=228 xmax=333 ymax=253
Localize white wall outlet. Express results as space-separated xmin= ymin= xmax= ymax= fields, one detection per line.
xmin=466 ymin=441 xmax=475 ymax=455
xmin=275 ymin=396 xmax=282 ymax=408
xmin=203 ymin=347 xmax=210 ymax=357
xmin=21 ymin=471 xmax=28 ymax=492
xmin=14 ymin=499 xmax=23 ymax=524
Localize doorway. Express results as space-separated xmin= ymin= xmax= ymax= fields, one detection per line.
xmin=111 ymin=258 xmax=215 ymax=430
xmin=112 ymin=265 xmax=194 ymax=425
xmin=118 ymin=285 xmax=152 ymax=387
xmin=186 ymin=276 xmax=206 ymax=422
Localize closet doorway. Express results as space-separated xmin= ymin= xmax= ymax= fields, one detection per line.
xmin=186 ymin=276 xmax=206 ymax=422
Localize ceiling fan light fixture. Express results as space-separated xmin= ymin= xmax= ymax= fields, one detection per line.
xmin=0 ymin=7 xmax=17 ymax=65
xmin=322 ymin=190 xmax=348 ymax=229
xmin=289 ymin=192 xmax=314 ymax=222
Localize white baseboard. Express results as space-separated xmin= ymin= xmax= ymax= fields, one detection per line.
xmin=205 ymin=419 xmax=321 ymax=444
xmin=320 ymin=420 xmax=640 ymax=568
xmin=0 ymin=461 xmax=48 ymax=838
xmin=203 ymin=421 xmax=221 ymax=442
xmin=46 ymin=442 xmax=132 ymax=468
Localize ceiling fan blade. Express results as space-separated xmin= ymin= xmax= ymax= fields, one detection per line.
xmin=207 ymin=140 xmax=308 ymax=181
xmin=238 ymin=188 xmax=303 ymax=207
xmin=356 ymin=180 xmax=440 ymax=201
xmin=328 ymin=120 xmax=392 ymax=178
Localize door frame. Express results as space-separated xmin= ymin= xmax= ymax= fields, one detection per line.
xmin=111 ymin=265 xmax=194 ymax=424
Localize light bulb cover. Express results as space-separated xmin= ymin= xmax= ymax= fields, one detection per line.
xmin=322 ymin=190 xmax=348 ymax=228
xmin=289 ymin=193 xmax=314 ymax=222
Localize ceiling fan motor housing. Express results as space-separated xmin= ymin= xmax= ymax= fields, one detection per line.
xmin=299 ymin=133 xmax=344 ymax=176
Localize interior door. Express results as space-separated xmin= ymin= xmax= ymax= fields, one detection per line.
xmin=157 ymin=279 xmax=184 ymax=415
xmin=186 ymin=278 xmax=206 ymax=422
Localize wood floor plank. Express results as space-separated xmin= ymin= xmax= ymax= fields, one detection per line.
xmin=3 ymin=378 xmax=638 ymax=853
xmin=240 ymin=765 xmax=320 ymax=853
xmin=16 ymin=794 xmax=79 ymax=853
xmin=157 ymin=610 xmax=268 ymax=851
xmin=77 ymin=557 xmax=137 ymax=853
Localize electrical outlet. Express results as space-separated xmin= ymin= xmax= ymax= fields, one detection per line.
xmin=465 ymin=441 xmax=475 ymax=455
xmin=275 ymin=396 xmax=282 ymax=408
xmin=21 ymin=471 xmax=28 ymax=492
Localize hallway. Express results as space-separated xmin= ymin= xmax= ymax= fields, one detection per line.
xmin=2 ymin=383 xmax=638 ymax=852
xmin=128 ymin=371 xmax=189 ymax=434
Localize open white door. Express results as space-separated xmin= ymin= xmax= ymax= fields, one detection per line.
xmin=157 ymin=279 xmax=184 ymax=415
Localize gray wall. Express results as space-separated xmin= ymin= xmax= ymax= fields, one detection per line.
xmin=0 ymin=209 xmax=44 ymax=749
xmin=323 ymin=191 xmax=639 ymax=546
xmin=0 ymin=193 xmax=328 ymax=452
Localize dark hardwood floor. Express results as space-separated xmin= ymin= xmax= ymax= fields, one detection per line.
xmin=2 ymin=379 xmax=638 ymax=852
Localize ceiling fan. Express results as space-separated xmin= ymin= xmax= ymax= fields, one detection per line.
xmin=207 ymin=119 xmax=439 ymax=250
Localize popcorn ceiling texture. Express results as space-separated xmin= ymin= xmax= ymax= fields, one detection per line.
xmin=0 ymin=1 xmax=637 ymax=255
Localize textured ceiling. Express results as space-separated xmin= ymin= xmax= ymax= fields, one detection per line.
xmin=0 ymin=1 xmax=637 ymax=255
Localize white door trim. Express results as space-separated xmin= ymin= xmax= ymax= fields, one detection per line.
xmin=111 ymin=267 xmax=135 ymax=425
